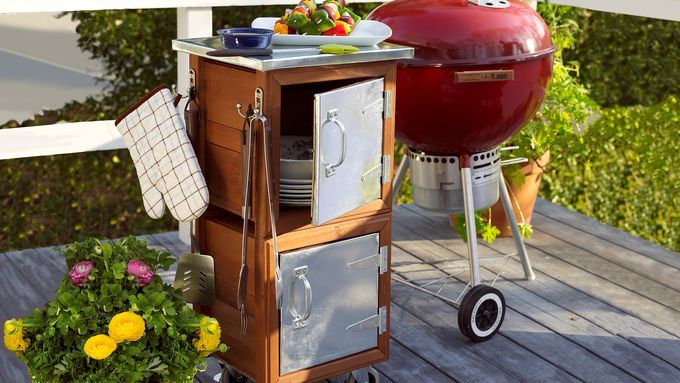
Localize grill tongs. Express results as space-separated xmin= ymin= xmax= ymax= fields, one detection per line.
xmin=236 ymin=103 xmax=283 ymax=337
xmin=238 ymin=106 xmax=255 ymax=336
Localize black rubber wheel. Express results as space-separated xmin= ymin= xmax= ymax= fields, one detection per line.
xmin=457 ymin=284 xmax=505 ymax=342
xmin=221 ymin=366 xmax=251 ymax=383
xmin=345 ymin=367 xmax=380 ymax=383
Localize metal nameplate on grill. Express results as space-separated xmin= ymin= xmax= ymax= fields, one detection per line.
xmin=454 ymin=70 xmax=515 ymax=83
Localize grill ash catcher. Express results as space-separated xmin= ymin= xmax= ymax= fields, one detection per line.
xmin=370 ymin=0 xmax=555 ymax=342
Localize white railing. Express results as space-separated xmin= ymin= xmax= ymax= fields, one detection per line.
xmin=0 ymin=0 xmax=678 ymax=161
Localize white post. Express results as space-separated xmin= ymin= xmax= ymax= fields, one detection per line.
xmin=177 ymin=6 xmax=213 ymax=246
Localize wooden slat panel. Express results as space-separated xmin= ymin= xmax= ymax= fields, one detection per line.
xmin=400 ymin=205 xmax=680 ymax=369
xmin=534 ymin=198 xmax=680 ymax=269
xmin=204 ymin=62 xmax=257 ymax=129
xmin=205 ymin=120 xmax=243 ymax=153
xmin=205 ymin=143 xmax=244 ymax=216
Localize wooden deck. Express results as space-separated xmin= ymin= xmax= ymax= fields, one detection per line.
xmin=1 ymin=200 xmax=679 ymax=382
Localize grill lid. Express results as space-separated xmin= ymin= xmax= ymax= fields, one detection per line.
xmin=368 ymin=0 xmax=555 ymax=66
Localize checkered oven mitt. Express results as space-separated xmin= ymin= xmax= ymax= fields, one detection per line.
xmin=114 ymin=84 xmax=209 ymax=222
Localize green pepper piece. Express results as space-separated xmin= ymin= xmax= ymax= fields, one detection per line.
xmin=320 ymin=44 xmax=360 ymax=54
xmin=311 ymin=9 xmax=336 ymax=32
xmin=343 ymin=8 xmax=361 ymax=25
xmin=300 ymin=22 xmax=321 ymax=35
xmin=286 ymin=13 xmax=309 ymax=30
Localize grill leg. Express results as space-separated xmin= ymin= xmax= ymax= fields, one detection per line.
xmin=460 ymin=160 xmax=481 ymax=287
xmin=498 ymin=174 xmax=535 ymax=280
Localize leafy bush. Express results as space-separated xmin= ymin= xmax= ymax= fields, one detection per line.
xmin=564 ymin=10 xmax=679 ymax=107
xmin=508 ymin=3 xmax=598 ymax=163
xmin=0 ymin=145 xmax=177 ymax=252
xmin=541 ymin=97 xmax=679 ymax=251
xmin=2 ymin=5 xmax=677 ymax=253
xmin=4 ymin=237 xmax=226 ymax=382
xmin=0 ymin=5 xmax=384 ymax=252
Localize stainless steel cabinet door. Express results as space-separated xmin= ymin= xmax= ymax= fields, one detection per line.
xmin=279 ymin=233 xmax=380 ymax=375
xmin=312 ymin=78 xmax=385 ymax=226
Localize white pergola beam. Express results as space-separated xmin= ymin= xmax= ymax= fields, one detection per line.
xmin=541 ymin=0 xmax=680 ymax=22
xmin=0 ymin=0 xmax=376 ymax=14
xmin=0 ymin=121 xmax=124 ymax=160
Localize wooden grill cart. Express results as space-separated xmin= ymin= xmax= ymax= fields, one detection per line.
xmin=173 ymin=38 xmax=413 ymax=383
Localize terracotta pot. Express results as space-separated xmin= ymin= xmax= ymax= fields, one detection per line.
xmin=487 ymin=150 xmax=550 ymax=237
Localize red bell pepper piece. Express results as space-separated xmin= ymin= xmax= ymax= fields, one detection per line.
xmin=322 ymin=24 xmax=348 ymax=36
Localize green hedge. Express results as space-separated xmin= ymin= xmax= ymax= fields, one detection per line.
xmin=0 ymin=150 xmax=177 ymax=251
xmin=2 ymin=6 xmax=678 ymax=252
xmin=540 ymin=97 xmax=679 ymax=251
xmin=564 ymin=10 xmax=679 ymax=107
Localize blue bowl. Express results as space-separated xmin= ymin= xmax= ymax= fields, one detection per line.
xmin=217 ymin=28 xmax=274 ymax=49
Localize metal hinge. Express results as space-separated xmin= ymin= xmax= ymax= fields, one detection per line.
xmin=346 ymin=306 xmax=387 ymax=334
xmin=381 ymin=155 xmax=391 ymax=185
xmin=383 ymin=90 xmax=392 ymax=120
xmin=346 ymin=246 xmax=388 ymax=274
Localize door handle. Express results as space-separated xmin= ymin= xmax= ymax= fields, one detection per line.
xmin=320 ymin=109 xmax=346 ymax=177
xmin=289 ymin=266 xmax=313 ymax=329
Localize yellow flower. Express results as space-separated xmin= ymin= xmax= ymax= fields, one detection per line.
xmin=108 ymin=311 xmax=145 ymax=343
xmin=193 ymin=316 xmax=222 ymax=356
xmin=83 ymin=334 xmax=117 ymax=360
xmin=4 ymin=319 xmax=29 ymax=353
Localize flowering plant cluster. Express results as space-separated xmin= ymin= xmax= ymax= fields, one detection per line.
xmin=3 ymin=236 xmax=227 ymax=383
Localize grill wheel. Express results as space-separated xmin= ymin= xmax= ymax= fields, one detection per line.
xmin=458 ymin=284 xmax=506 ymax=342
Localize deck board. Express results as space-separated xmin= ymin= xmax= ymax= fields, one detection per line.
xmin=1 ymin=201 xmax=679 ymax=383
xmin=390 ymin=225 xmax=640 ymax=383
xmin=534 ymin=199 xmax=680 ymax=269
xmin=390 ymin=216 xmax=679 ymax=382
xmin=401 ymin=205 xmax=680 ymax=370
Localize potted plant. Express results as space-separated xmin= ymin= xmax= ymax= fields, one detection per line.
xmin=452 ymin=4 xmax=598 ymax=242
xmin=3 ymin=236 xmax=227 ymax=383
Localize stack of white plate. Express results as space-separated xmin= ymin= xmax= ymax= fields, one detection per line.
xmin=280 ymin=136 xmax=313 ymax=207
xmin=280 ymin=178 xmax=312 ymax=207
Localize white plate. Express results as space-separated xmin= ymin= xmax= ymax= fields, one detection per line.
xmin=252 ymin=17 xmax=392 ymax=47
xmin=280 ymin=199 xmax=312 ymax=206
xmin=281 ymin=178 xmax=312 ymax=185
xmin=280 ymin=195 xmax=313 ymax=200
xmin=280 ymin=188 xmax=312 ymax=195
xmin=280 ymin=183 xmax=313 ymax=190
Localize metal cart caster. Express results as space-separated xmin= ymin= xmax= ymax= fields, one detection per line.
xmin=345 ymin=366 xmax=380 ymax=383
xmin=217 ymin=363 xmax=253 ymax=383
xmin=457 ymin=284 xmax=506 ymax=342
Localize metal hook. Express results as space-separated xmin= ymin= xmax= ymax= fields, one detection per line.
xmin=236 ymin=103 xmax=248 ymax=119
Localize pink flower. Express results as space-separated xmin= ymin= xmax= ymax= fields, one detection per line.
xmin=69 ymin=261 xmax=94 ymax=287
xmin=127 ymin=260 xmax=153 ymax=287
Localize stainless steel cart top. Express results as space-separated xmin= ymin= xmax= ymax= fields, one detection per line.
xmin=172 ymin=37 xmax=414 ymax=71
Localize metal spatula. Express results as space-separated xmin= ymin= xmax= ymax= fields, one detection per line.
xmin=173 ymin=84 xmax=216 ymax=306
xmin=174 ymin=227 xmax=216 ymax=306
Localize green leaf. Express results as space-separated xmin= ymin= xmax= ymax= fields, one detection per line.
xmin=503 ymin=164 xmax=526 ymax=188
xmin=480 ymin=224 xmax=500 ymax=245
